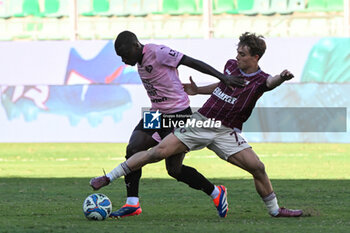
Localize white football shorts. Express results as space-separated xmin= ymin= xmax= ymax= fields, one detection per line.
xmin=174 ymin=112 xmax=251 ymax=161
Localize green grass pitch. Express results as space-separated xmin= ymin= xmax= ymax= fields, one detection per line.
xmin=0 ymin=143 xmax=349 ymax=232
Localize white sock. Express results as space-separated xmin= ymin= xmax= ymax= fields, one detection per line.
xmin=126 ymin=197 xmax=139 ymax=205
xmin=106 ymin=162 xmax=131 ymax=182
xmin=210 ymin=185 xmax=220 ymax=199
xmin=263 ymin=192 xmax=280 ymax=216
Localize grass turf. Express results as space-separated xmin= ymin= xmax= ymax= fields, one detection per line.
xmin=0 ymin=143 xmax=349 ymax=232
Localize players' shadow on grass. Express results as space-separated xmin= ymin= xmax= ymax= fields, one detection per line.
xmin=0 ymin=178 xmax=349 ymax=232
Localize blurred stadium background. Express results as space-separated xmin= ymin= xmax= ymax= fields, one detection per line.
xmin=0 ymin=0 xmax=349 ymax=143
xmin=0 ymin=0 xmax=348 ymax=40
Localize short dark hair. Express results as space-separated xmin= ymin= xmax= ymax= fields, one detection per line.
xmin=114 ymin=31 xmax=138 ymax=52
xmin=238 ymin=32 xmax=266 ymax=60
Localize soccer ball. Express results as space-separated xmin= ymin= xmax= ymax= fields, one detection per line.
xmin=83 ymin=193 xmax=112 ymax=220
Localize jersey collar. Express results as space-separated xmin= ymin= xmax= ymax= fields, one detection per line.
xmin=239 ymin=67 xmax=262 ymax=77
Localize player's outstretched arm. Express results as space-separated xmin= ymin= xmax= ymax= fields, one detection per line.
xmin=180 ymin=55 xmax=245 ymax=88
xmin=183 ymin=76 xmax=219 ymax=95
xmin=266 ymin=69 xmax=294 ymax=90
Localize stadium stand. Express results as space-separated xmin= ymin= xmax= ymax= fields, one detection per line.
xmin=81 ymin=0 xmax=110 ymax=16
xmin=213 ymin=0 xmax=238 ymax=14
xmin=0 ymin=0 xmax=345 ymax=40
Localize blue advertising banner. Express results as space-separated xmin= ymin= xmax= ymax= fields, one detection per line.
xmin=0 ymin=39 xmax=349 ymax=142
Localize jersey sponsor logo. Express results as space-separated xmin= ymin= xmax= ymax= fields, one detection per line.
xmin=145 ymin=65 xmax=153 ymax=73
xmin=213 ymin=87 xmax=237 ymax=104
xmin=143 ymin=110 xmax=161 ymax=129
xmin=141 ymin=79 xmax=158 ymax=97
xmin=169 ymin=49 xmax=177 ymax=57
xmin=151 ymin=97 xmax=168 ymax=103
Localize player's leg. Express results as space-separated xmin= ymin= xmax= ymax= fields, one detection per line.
xmin=165 ymin=153 xmax=215 ymax=195
xmin=123 ymin=129 xmax=158 ymax=198
xmin=227 ymin=148 xmax=272 ymax=197
xmin=103 ymin=133 xmax=188 ymax=182
xmin=164 ymin=112 xmax=229 ymax=218
xmin=90 ymin=127 xmax=157 ymax=191
xmin=90 ymin=119 xmax=158 ymax=218
xmin=108 ymin=129 xmax=157 ymax=218
xmin=165 ymin=154 xmax=228 ymax=218
xmin=227 ymin=148 xmax=302 ymax=217
xmin=161 ymin=108 xmax=216 ymax=199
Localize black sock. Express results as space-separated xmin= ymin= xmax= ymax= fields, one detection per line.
xmin=175 ymin=165 xmax=215 ymax=196
xmin=124 ymin=168 xmax=142 ymax=197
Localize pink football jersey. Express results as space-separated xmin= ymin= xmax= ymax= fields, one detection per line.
xmin=137 ymin=44 xmax=189 ymax=113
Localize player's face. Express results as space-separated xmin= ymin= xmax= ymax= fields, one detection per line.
xmin=236 ymin=45 xmax=258 ymax=72
xmin=116 ymin=43 xmax=140 ymax=66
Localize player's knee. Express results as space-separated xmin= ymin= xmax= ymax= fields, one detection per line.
xmin=149 ymin=146 xmax=167 ymax=161
xmin=166 ymin=165 xmax=182 ymax=179
xmin=126 ymin=144 xmax=141 ymax=159
xmin=251 ymin=161 xmax=266 ymax=177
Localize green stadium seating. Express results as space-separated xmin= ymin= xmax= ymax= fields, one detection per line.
xmin=287 ymin=0 xmax=305 ymax=12
xmin=0 ymin=0 xmax=11 ymax=18
xmin=23 ymin=0 xmax=41 ymax=16
xmin=213 ymin=0 xmax=238 ymax=14
xmin=93 ymin=0 xmax=109 ymax=14
xmin=270 ymin=0 xmax=292 ymax=15
xmin=255 ymin=0 xmax=275 ymax=16
xmin=161 ymin=0 xmax=180 ymax=15
xmin=9 ymin=0 xmax=24 ymax=17
xmin=11 ymin=0 xmax=41 ymax=17
xmin=77 ymin=0 xmax=92 ymax=15
xmin=237 ymin=0 xmax=256 ymax=15
xmin=81 ymin=0 xmax=110 ymax=16
xmin=177 ymin=0 xmax=201 ymax=15
xmin=108 ymin=0 xmax=129 ymax=16
xmin=42 ymin=0 xmax=60 ymax=16
xmin=304 ymin=0 xmax=327 ymax=12
xmin=159 ymin=0 xmax=200 ymax=15
xmin=142 ymin=0 xmax=160 ymax=15
xmin=326 ymin=0 xmax=343 ymax=12
xmin=124 ymin=0 xmax=145 ymax=16
xmin=43 ymin=0 xmax=69 ymax=17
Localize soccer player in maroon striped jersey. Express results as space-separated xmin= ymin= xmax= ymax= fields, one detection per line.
xmin=102 ymin=32 xmax=303 ymax=217
xmin=90 ymin=31 xmax=245 ymax=219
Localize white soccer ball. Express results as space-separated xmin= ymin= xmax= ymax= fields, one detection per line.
xmin=83 ymin=193 xmax=112 ymax=220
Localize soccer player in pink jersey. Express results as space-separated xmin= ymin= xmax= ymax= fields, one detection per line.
xmin=90 ymin=31 xmax=245 ymax=218
xmin=93 ymin=32 xmax=303 ymax=218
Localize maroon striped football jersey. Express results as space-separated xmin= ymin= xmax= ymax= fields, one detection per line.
xmin=198 ymin=59 xmax=271 ymax=131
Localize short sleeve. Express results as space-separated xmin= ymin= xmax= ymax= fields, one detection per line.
xmin=258 ymin=75 xmax=271 ymax=92
xmin=155 ymin=45 xmax=184 ymax=68
xmin=223 ymin=59 xmax=237 ymax=75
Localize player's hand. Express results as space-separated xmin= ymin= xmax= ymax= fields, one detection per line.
xmin=280 ymin=70 xmax=294 ymax=81
xmin=182 ymin=76 xmax=198 ymax=95
xmin=223 ymin=75 xmax=247 ymax=88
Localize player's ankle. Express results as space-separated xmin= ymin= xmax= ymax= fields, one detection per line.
xmin=126 ymin=197 xmax=139 ymax=205
xmin=210 ymin=185 xmax=220 ymax=199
